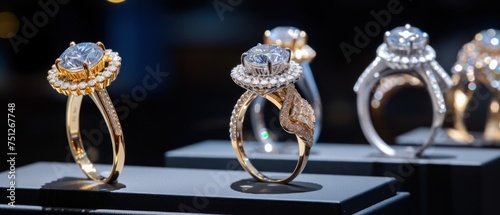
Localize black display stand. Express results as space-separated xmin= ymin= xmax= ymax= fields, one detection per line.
xmin=395 ymin=127 xmax=500 ymax=147
xmin=164 ymin=140 xmax=500 ymax=215
xmin=0 ymin=161 xmax=409 ymax=215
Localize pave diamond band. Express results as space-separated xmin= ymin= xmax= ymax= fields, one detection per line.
xmin=230 ymin=43 xmax=315 ymax=183
xmin=47 ymin=41 xmax=125 ymax=183
xmin=354 ymin=24 xmax=451 ymax=157
xmin=280 ymin=85 xmax=315 ymax=145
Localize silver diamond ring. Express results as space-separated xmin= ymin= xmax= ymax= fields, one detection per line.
xmin=353 ymin=24 xmax=452 ymax=157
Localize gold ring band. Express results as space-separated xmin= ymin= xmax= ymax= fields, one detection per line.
xmin=447 ymin=73 xmax=500 ymax=143
xmin=230 ymin=86 xmax=312 ymax=184
xmin=66 ymin=90 xmax=125 ymax=183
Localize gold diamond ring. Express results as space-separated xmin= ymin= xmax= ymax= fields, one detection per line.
xmin=47 ymin=41 xmax=125 ymax=183
xmin=447 ymin=29 xmax=500 ymax=144
xmin=249 ymin=26 xmax=322 ymax=153
xmin=229 ymin=43 xmax=315 ymax=183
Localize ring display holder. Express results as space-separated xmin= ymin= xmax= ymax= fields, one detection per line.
xmin=395 ymin=127 xmax=500 ymax=148
xmin=165 ymin=139 xmax=500 ymax=215
xmin=0 ymin=161 xmax=408 ymax=214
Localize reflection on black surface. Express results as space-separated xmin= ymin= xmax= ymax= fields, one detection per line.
xmin=248 ymin=144 xmax=321 ymax=155
xmin=231 ymin=178 xmax=322 ymax=194
xmin=41 ymin=177 xmax=126 ymax=191
xmin=42 ymin=207 xmax=93 ymax=214
xmin=367 ymin=152 xmax=456 ymax=160
xmin=416 ymin=154 xmax=456 ymax=159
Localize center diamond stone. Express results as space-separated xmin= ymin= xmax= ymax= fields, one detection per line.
xmin=59 ymin=42 xmax=104 ymax=72
xmin=244 ymin=44 xmax=290 ymax=76
xmin=477 ymin=29 xmax=500 ymax=51
xmin=245 ymin=44 xmax=288 ymax=65
xmin=267 ymin=26 xmax=305 ymax=47
xmin=386 ymin=25 xmax=427 ymax=50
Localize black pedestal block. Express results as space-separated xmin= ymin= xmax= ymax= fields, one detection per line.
xmin=164 ymin=140 xmax=500 ymax=215
xmin=0 ymin=161 xmax=409 ymax=214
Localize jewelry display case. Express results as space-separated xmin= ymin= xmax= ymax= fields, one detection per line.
xmin=2 ymin=1 xmax=499 ymax=214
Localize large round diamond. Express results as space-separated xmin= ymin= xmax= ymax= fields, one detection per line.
xmin=477 ymin=29 xmax=500 ymax=51
xmin=245 ymin=44 xmax=289 ymax=66
xmin=386 ymin=25 xmax=427 ymax=50
xmin=59 ymin=42 xmax=103 ymax=72
xmin=267 ymin=26 xmax=305 ymax=47
xmin=244 ymin=44 xmax=289 ymax=76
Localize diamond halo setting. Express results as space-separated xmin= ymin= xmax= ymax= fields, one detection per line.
xmin=231 ymin=43 xmax=302 ymax=94
xmin=47 ymin=42 xmax=122 ymax=96
xmin=452 ymin=28 xmax=500 ymax=89
xmin=378 ymin=24 xmax=434 ymax=69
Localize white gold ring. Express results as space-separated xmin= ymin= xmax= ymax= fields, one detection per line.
xmin=353 ymin=24 xmax=452 ymax=157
